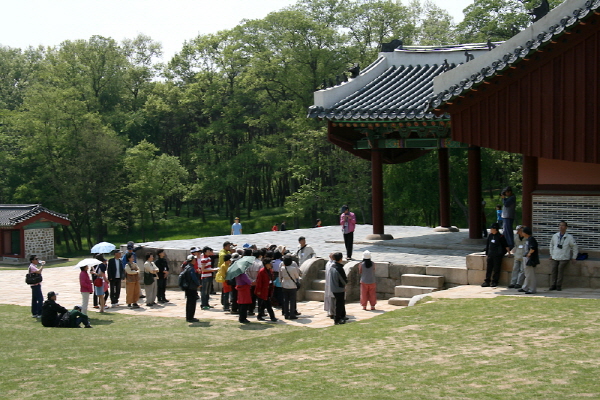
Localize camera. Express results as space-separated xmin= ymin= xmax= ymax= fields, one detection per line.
xmin=557 ymin=244 xmax=563 ymax=249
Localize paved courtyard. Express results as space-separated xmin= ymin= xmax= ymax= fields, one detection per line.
xmin=2 ymin=225 xmax=598 ymax=328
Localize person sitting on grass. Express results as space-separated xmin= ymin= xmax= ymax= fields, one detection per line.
xmin=42 ymin=292 xmax=91 ymax=328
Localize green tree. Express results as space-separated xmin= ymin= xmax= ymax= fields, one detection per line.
xmin=457 ymin=0 xmax=563 ymax=43
xmin=124 ymin=140 xmax=188 ymax=240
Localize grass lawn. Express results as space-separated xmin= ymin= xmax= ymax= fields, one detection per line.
xmin=2 ymin=296 xmax=600 ymax=399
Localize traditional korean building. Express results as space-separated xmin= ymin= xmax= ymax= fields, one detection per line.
xmin=430 ymin=0 xmax=600 ymax=251
xmin=308 ymin=43 xmax=494 ymax=238
xmin=0 ymin=204 xmax=70 ymax=262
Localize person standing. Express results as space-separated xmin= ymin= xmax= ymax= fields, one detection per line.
xmin=235 ymin=272 xmax=253 ymax=323
xmin=155 ymin=249 xmax=170 ymax=303
xmin=359 ymin=250 xmax=377 ymax=311
xmin=79 ymin=265 xmax=93 ymax=315
xmin=295 ymin=236 xmax=315 ymax=267
xmin=107 ymin=250 xmax=125 ymax=307
xmin=181 ymin=257 xmax=201 ymax=322
xmin=508 ymin=226 xmax=527 ymax=289
xmin=519 ymin=226 xmax=540 ymax=294
xmin=199 ymin=247 xmax=215 ymax=310
xmin=143 ymin=253 xmax=159 ymax=306
xmin=246 ymin=249 xmax=263 ymax=316
xmin=216 ymin=254 xmax=233 ymax=311
xmin=280 ymin=221 xmax=287 ymax=231
xmin=324 ymin=253 xmax=335 ymax=319
xmin=28 ymin=255 xmax=44 ymax=318
xmin=255 ymin=258 xmax=277 ymax=322
xmin=501 ymin=187 xmax=516 ymax=248
xmin=549 ymin=221 xmax=578 ymax=291
xmin=94 ymin=255 xmax=109 ymax=313
xmin=340 ymin=205 xmax=356 ymax=260
xmin=330 ymin=252 xmax=348 ymax=325
xmin=481 ymin=223 xmax=510 ymax=287
xmin=231 ymin=217 xmax=243 ymax=235
xmin=124 ymin=253 xmax=141 ymax=308
xmin=280 ymin=255 xmax=300 ymax=320
xmin=314 ymin=219 xmax=322 ymax=228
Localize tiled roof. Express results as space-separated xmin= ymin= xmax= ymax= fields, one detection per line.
xmin=430 ymin=0 xmax=600 ymax=109
xmin=309 ymin=64 xmax=453 ymax=121
xmin=308 ymin=44 xmax=494 ymax=122
xmin=0 ymin=204 xmax=70 ymax=227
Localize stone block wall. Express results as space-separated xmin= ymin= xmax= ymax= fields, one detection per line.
xmin=24 ymin=228 xmax=55 ymax=260
xmin=533 ymin=195 xmax=600 ymax=252
xmin=465 ymin=253 xmax=600 ymax=288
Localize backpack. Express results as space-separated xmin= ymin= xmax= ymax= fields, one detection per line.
xmin=178 ymin=265 xmax=193 ymax=291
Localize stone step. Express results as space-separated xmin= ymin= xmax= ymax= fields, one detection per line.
xmin=312 ymin=279 xmax=326 ymax=291
xmin=394 ymin=285 xmax=437 ymax=297
xmin=388 ymin=297 xmax=411 ymax=306
xmin=402 ymin=273 xmax=444 ymax=289
xmin=304 ymin=290 xmax=325 ymax=302
xmin=317 ymin=270 xmax=326 ymax=280
xmin=390 ymin=264 xmax=427 ymax=276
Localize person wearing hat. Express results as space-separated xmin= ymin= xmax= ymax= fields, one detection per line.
xmin=41 ymin=291 xmax=68 ymax=327
xmin=481 ymin=223 xmax=510 ymax=287
xmin=508 ymin=225 xmax=527 ymax=289
xmin=500 ymin=187 xmax=517 ymax=248
xmin=340 ymin=205 xmax=356 ymax=260
xmin=231 ymin=217 xmax=243 ymax=235
xmin=359 ymin=250 xmax=377 ymax=310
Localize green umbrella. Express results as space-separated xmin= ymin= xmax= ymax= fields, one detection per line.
xmin=225 ymin=256 xmax=255 ymax=280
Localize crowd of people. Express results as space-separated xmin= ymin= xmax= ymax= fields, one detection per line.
xmin=481 ymin=189 xmax=579 ymax=294
xmin=28 ymin=224 xmax=379 ymax=327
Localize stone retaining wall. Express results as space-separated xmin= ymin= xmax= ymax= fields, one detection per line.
xmin=24 ymin=228 xmax=55 ymax=261
xmin=466 ymin=253 xmax=600 ymax=288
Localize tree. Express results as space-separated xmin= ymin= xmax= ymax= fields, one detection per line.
xmin=457 ymin=0 xmax=563 ymax=43
xmin=124 ymin=140 xmax=188 ymax=240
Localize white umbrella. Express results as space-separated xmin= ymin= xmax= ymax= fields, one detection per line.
xmin=90 ymin=242 xmax=116 ymax=254
xmin=74 ymin=258 xmax=101 ymax=269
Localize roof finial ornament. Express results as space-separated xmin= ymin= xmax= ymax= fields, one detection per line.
xmin=380 ymin=39 xmax=403 ymax=52
xmin=464 ymin=51 xmax=474 ymax=63
xmin=530 ymin=0 xmax=550 ymax=22
xmin=442 ymin=59 xmax=450 ymax=72
xmin=348 ymin=63 xmax=360 ymax=79
xmin=487 ymin=40 xmax=496 ymax=51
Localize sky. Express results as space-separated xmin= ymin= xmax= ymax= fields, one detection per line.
xmin=0 ymin=0 xmax=474 ymax=61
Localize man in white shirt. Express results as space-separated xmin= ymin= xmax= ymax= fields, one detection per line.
xmin=296 ymin=236 xmax=315 ymax=268
xmin=549 ymin=221 xmax=578 ymax=291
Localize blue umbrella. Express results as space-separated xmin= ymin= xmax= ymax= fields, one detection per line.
xmin=90 ymin=242 xmax=116 ymax=254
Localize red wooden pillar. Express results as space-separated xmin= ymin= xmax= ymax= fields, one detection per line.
xmin=438 ymin=148 xmax=451 ymax=227
xmin=468 ymin=146 xmax=482 ymax=239
xmin=522 ymin=155 xmax=538 ymax=228
xmin=367 ymin=149 xmax=393 ymax=240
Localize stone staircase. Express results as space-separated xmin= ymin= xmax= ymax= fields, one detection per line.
xmin=388 ymin=273 xmax=445 ymax=306
xmin=304 ymin=267 xmax=327 ymax=301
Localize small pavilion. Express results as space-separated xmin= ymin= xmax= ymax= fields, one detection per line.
xmin=309 ymin=43 xmax=494 ymax=239
xmin=0 ymin=204 xmax=71 ymax=263
xmin=430 ymin=0 xmax=600 ymax=251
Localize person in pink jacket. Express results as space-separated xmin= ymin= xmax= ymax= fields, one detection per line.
xmin=79 ymin=265 xmax=93 ymax=315
xmin=340 ymin=205 xmax=357 ymax=260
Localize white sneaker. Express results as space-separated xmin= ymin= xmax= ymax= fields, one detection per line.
xmin=104 ymin=305 xmax=110 ymax=309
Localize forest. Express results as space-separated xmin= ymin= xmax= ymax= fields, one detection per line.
xmin=0 ymin=0 xmax=558 ymax=250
